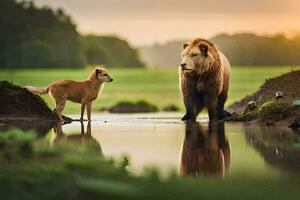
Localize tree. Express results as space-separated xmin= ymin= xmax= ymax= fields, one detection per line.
xmin=81 ymin=35 xmax=145 ymax=68
xmin=0 ymin=0 xmax=85 ymax=68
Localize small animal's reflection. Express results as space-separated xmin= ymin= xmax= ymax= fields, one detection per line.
xmin=180 ymin=122 xmax=230 ymax=177
xmin=52 ymin=121 xmax=102 ymax=153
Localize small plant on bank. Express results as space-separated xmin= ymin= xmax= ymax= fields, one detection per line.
xmin=259 ymin=99 xmax=294 ymax=121
xmin=162 ymin=104 xmax=180 ymax=112
xmin=108 ymin=100 xmax=159 ymax=113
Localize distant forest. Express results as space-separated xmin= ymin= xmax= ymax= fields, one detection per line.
xmin=139 ymin=33 xmax=300 ymax=67
xmin=81 ymin=35 xmax=144 ymax=68
xmin=0 ymin=0 xmax=144 ymax=68
xmin=2 ymin=0 xmax=300 ymax=69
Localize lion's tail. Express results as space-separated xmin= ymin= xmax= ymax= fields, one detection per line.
xmin=24 ymin=85 xmax=49 ymax=95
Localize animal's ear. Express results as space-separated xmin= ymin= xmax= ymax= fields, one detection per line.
xmin=182 ymin=42 xmax=189 ymax=49
xmin=199 ymin=43 xmax=208 ymax=57
xmin=95 ymin=69 xmax=101 ymax=78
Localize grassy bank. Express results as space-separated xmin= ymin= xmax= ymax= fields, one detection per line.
xmin=0 ymin=66 xmax=296 ymax=113
xmin=1 ymin=129 xmax=300 ymax=200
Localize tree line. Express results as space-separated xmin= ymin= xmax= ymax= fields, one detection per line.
xmin=0 ymin=0 xmax=144 ymax=68
xmin=139 ymin=33 xmax=300 ymax=67
xmin=212 ymin=33 xmax=300 ymax=66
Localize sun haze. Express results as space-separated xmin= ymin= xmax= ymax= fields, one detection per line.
xmin=29 ymin=0 xmax=300 ymax=45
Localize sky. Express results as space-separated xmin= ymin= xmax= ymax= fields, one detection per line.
xmin=35 ymin=0 xmax=300 ymax=46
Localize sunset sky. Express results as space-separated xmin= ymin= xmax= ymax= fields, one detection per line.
xmin=35 ymin=0 xmax=300 ymax=46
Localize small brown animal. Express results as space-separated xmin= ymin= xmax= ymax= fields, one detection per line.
xmin=25 ymin=67 xmax=113 ymax=121
xmin=179 ymin=38 xmax=231 ymax=121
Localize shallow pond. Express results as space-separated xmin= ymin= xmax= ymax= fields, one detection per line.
xmin=2 ymin=112 xmax=300 ymax=179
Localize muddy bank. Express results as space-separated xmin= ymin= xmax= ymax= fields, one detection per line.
xmin=227 ymin=70 xmax=300 ymax=127
xmin=0 ymin=81 xmax=57 ymax=121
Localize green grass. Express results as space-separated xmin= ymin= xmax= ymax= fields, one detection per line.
xmin=0 ymin=66 xmax=297 ymax=113
xmin=1 ymin=129 xmax=300 ymax=200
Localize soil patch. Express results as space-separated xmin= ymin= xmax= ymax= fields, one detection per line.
xmin=0 ymin=81 xmax=57 ymax=121
xmin=227 ymin=70 xmax=300 ymax=126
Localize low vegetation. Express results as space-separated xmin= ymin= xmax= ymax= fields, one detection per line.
xmin=231 ymin=99 xmax=298 ymax=123
xmin=1 ymin=129 xmax=300 ymax=200
xmin=107 ymin=101 xmax=180 ymax=113
xmin=162 ymin=104 xmax=180 ymax=112
xmin=108 ymin=100 xmax=158 ymax=113
xmin=259 ymin=100 xmax=294 ymax=121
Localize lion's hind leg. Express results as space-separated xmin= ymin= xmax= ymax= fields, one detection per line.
xmin=216 ymin=93 xmax=231 ymax=120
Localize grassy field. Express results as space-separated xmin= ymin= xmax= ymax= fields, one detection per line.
xmin=0 ymin=66 xmax=297 ymax=113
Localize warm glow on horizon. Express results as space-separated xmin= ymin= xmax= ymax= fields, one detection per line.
xmin=35 ymin=0 xmax=300 ymax=45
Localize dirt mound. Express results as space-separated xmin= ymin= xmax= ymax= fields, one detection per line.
xmin=228 ymin=70 xmax=300 ymax=114
xmin=0 ymin=81 xmax=56 ymax=121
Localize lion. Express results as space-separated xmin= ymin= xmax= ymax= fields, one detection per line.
xmin=179 ymin=38 xmax=231 ymax=121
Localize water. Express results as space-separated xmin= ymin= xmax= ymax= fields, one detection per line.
xmin=10 ymin=112 xmax=298 ymax=179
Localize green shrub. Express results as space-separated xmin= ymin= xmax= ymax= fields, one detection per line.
xmin=162 ymin=104 xmax=180 ymax=112
xmin=259 ymin=100 xmax=294 ymax=121
xmin=0 ymin=129 xmax=36 ymax=159
xmin=108 ymin=100 xmax=158 ymax=113
xmin=238 ymin=111 xmax=258 ymax=122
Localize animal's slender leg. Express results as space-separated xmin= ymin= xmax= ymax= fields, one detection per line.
xmin=54 ymin=104 xmax=61 ymax=120
xmin=53 ymin=101 xmax=58 ymax=113
xmin=49 ymin=91 xmax=59 ymax=113
xmin=80 ymin=103 xmax=86 ymax=121
xmin=86 ymin=102 xmax=92 ymax=121
xmin=80 ymin=121 xmax=84 ymax=135
xmin=55 ymin=101 xmax=66 ymax=121
xmin=86 ymin=121 xmax=91 ymax=136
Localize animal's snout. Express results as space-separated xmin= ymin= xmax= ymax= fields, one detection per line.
xmin=110 ymin=78 xmax=114 ymax=82
xmin=180 ymin=63 xmax=187 ymax=69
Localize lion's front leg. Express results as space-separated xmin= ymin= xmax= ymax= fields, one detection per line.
xmin=181 ymin=94 xmax=194 ymax=121
xmin=208 ymin=96 xmax=218 ymax=121
xmin=181 ymin=112 xmax=192 ymax=121
xmin=182 ymin=93 xmax=203 ymax=122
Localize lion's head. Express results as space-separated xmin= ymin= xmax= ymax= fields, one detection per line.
xmin=180 ymin=38 xmax=220 ymax=75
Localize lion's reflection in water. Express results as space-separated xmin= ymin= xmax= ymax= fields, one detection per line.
xmin=180 ymin=122 xmax=230 ymax=177
xmin=52 ymin=121 xmax=102 ymax=154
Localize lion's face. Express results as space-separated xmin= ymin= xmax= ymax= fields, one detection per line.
xmin=180 ymin=41 xmax=211 ymax=74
